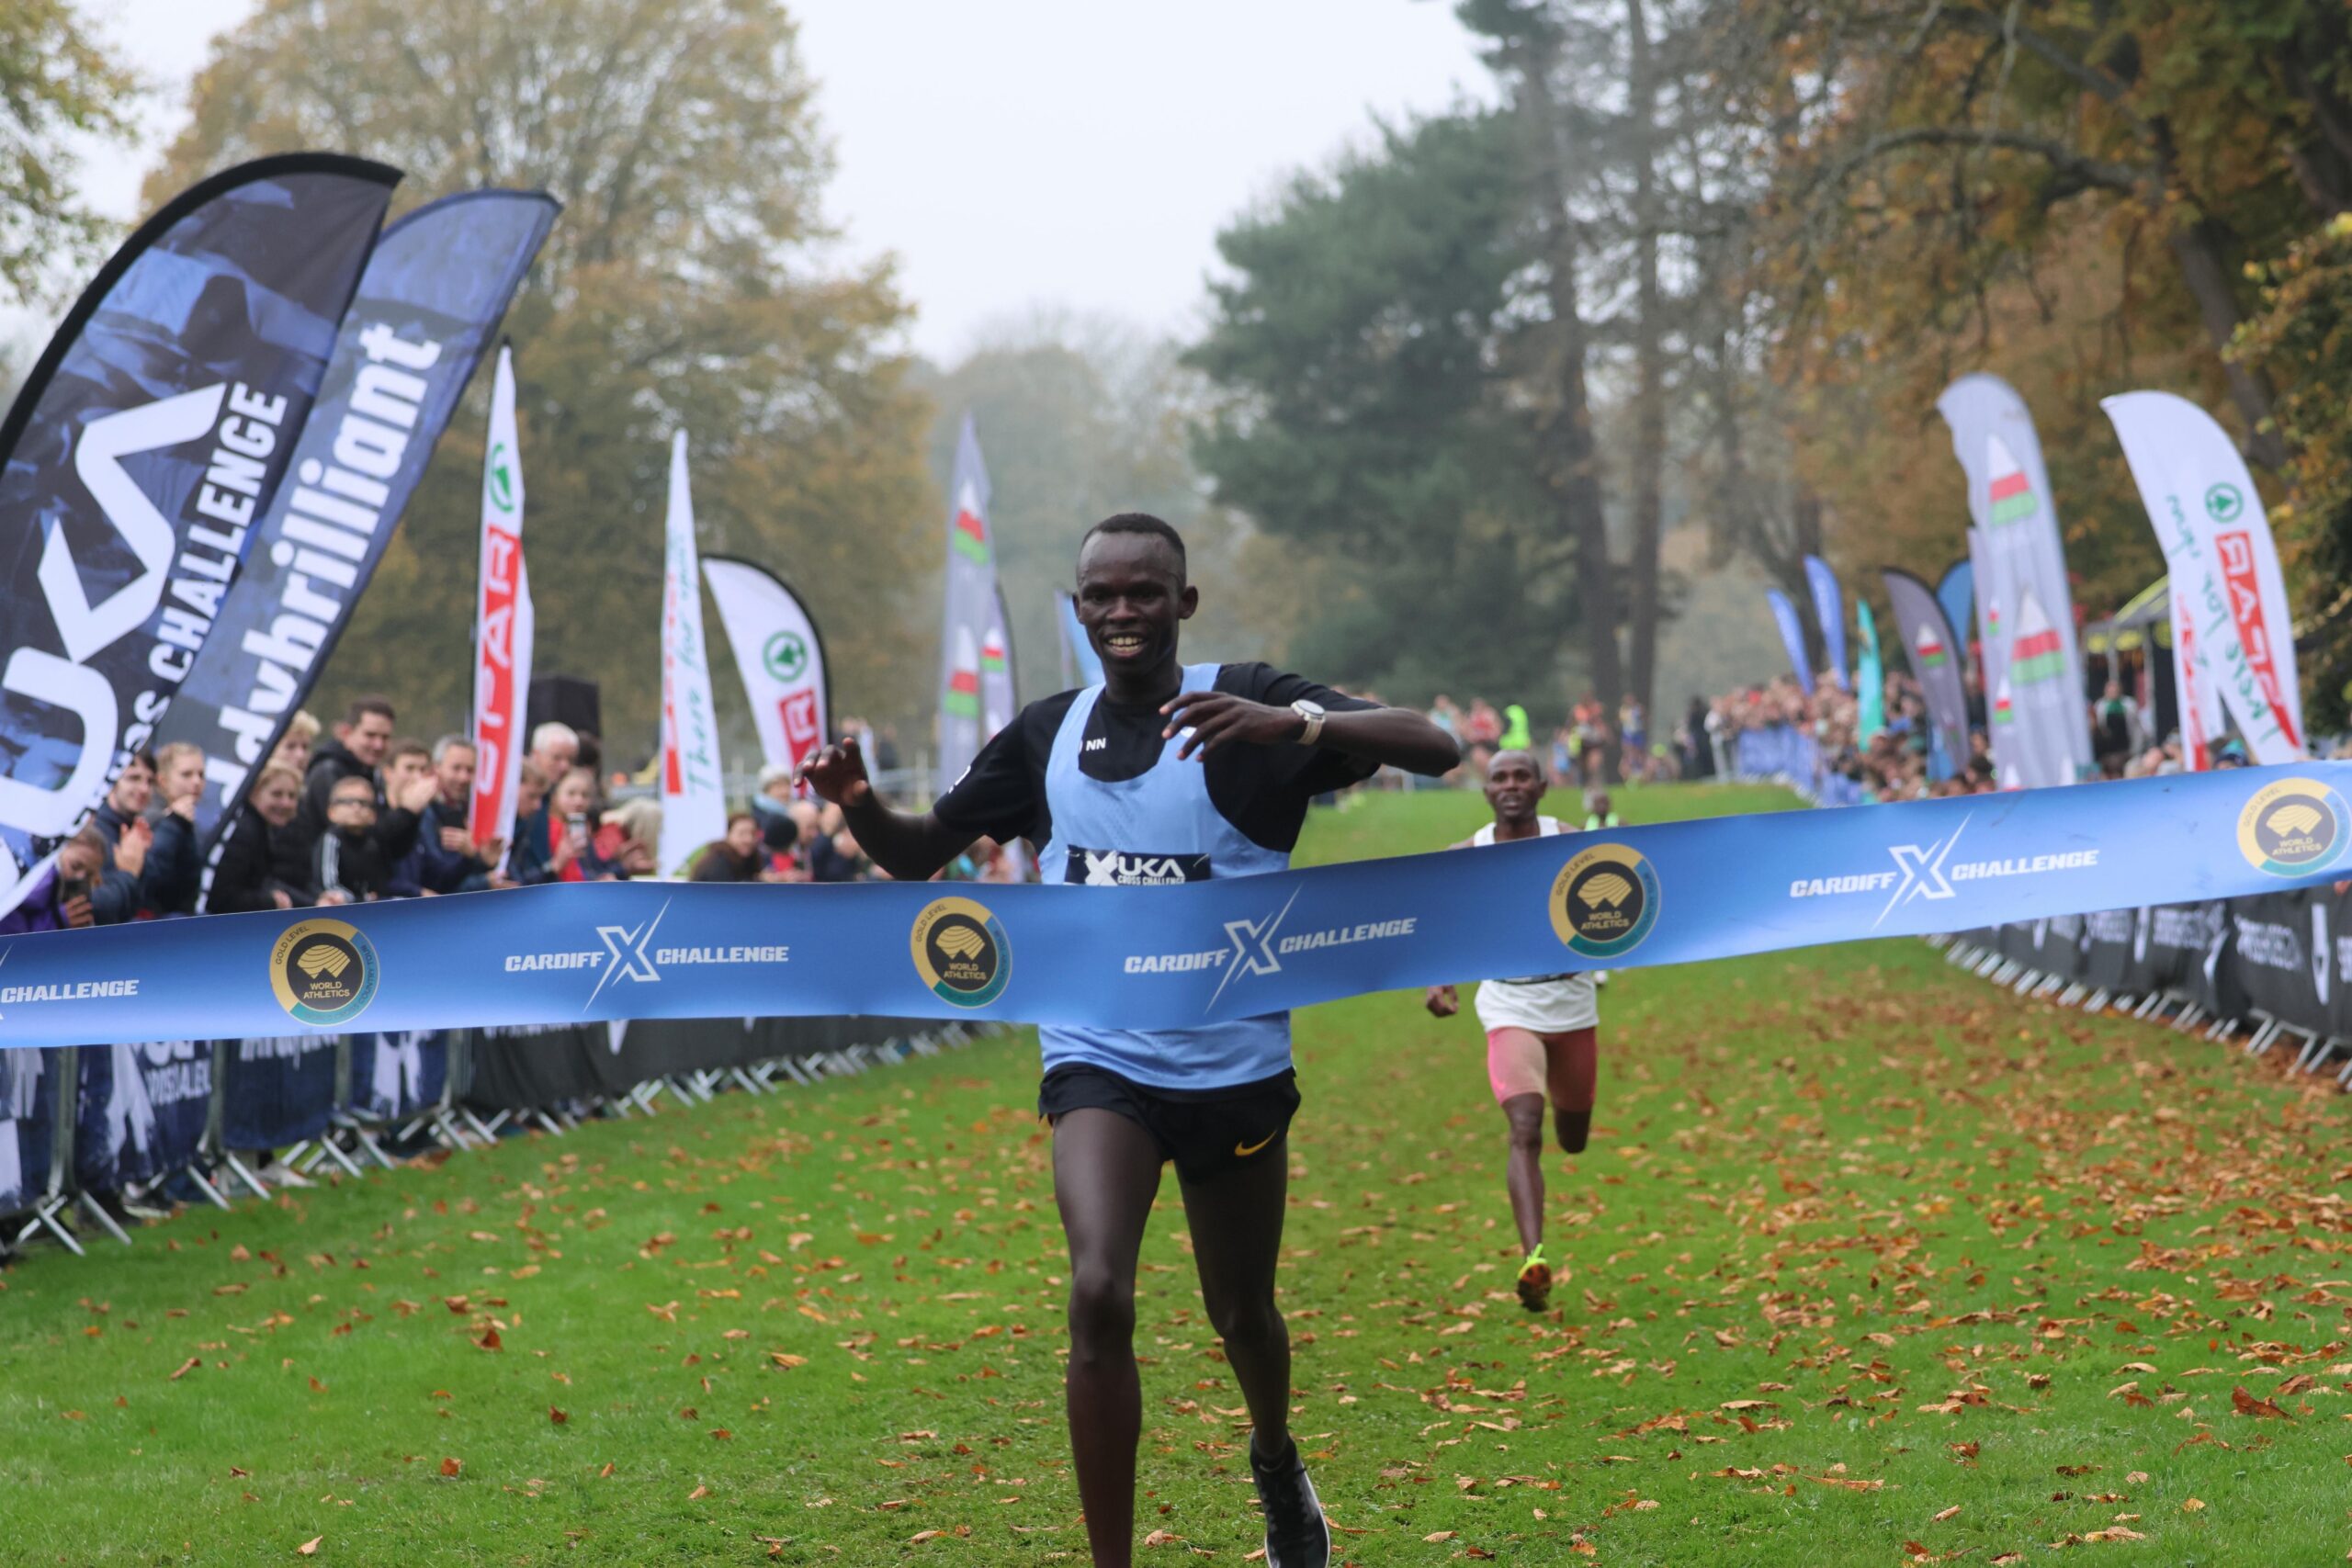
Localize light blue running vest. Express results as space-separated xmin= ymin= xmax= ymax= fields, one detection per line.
xmin=1035 ymin=663 xmax=1292 ymax=1089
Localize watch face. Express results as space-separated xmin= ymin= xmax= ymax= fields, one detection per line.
xmin=1295 ymin=700 xmax=1325 ymax=718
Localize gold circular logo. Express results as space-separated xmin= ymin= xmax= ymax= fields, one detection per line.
xmin=2236 ymin=776 xmax=2350 ymax=877
xmin=1548 ymin=842 xmax=1660 ymax=960
xmin=910 ymin=896 xmax=1009 ymax=1009
xmin=268 ymin=918 xmax=379 ymax=1027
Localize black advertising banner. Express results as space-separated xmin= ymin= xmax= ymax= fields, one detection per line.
xmin=0 ymin=154 xmax=399 ymax=919
xmin=220 ymin=1033 xmax=338 ymax=1149
xmin=2230 ymin=892 xmax=2320 ymax=1027
xmin=349 ymin=1030 xmax=447 ymax=1122
xmin=74 ymin=1040 xmax=211 ymax=1190
xmin=157 ymin=190 xmax=560 ymax=863
xmin=463 ymin=1021 xmax=603 ymax=1113
xmin=0 ymin=1049 xmax=60 ymax=1213
xmin=2078 ymin=908 xmax=2142 ymax=993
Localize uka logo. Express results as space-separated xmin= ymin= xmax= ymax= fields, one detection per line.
xmin=1 ymin=379 xmax=289 ymax=901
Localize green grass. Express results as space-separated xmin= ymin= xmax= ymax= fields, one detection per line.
xmin=4 ymin=782 xmax=2347 ymax=1565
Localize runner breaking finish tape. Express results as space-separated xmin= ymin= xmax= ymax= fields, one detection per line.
xmin=797 ymin=512 xmax=1458 ymax=1568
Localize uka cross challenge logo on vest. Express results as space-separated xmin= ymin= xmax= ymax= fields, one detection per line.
xmin=1549 ymin=843 xmax=1660 ymax=961
xmin=910 ymin=896 xmax=1010 ymax=1009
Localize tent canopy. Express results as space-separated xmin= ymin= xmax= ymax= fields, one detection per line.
xmin=2085 ymin=576 xmax=2171 ymax=656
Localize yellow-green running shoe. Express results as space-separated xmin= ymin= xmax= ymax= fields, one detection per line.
xmin=1516 ymin=1245 xmax=1553 ymax=1311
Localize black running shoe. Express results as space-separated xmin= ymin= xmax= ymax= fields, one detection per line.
xmin=1250 ymin=1435 xmax=1330 ymax=1568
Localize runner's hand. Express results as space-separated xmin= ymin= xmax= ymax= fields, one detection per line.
xmin=1425 ymin=984 xmax=1458 ymax=1018
xmin=797 ymin=737 xmax=874 ymax=807
xmin=1160 ymin=691 xmax=1301 ymax=760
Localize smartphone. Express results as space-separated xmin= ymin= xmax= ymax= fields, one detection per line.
xmin=567 ymin=812 xmax=590 ymax=849
xmin=59 ymin=874 xmax=90 ymax=903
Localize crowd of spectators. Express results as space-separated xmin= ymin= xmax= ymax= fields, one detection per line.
xmin=0 ymin=697 xmax=978 ymax=940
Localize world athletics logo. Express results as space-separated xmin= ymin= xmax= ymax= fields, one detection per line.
xmin=910 ymin=896 xmax=1010 ymax=1009
xmin=1548 ymin=843 xmax=1661 ymax=960
xmin=268 ymin=917 xmax=380 ymax=1028
xmin=2236 ymin=776 xmax=2352 ymax=878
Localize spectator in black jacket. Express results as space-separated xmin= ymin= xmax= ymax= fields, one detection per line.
xmin=311 ymin=776 xmax=390 ymax=904
xmin=211 ymin=766 xmax=306 ymax=914
xmin=371 ymin=738 xmax=436 ymax=872
xmin=140 ymin=740 xmax=209 ymax=916
xmin=688 ymin=812 xmax=767 ymax=882
xmin=390 ymin=736 xmax=503 ymax=896
xmin=295 ymin=695 xmax=397 ymax=852
xmin=87 ymin=751 xmax=154 ymax=924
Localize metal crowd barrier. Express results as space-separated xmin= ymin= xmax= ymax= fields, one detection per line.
xmin=1 ymin=1013 xmax=990 ymax=1259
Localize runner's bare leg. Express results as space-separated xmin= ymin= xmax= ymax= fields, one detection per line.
xmin=1053 ymin=1108 xmax=1166 ymax=1568
xmin=1178 ymin=1137 xmax=1293 ymax=1461
xmin=1545 ymin=1026 xmax=1598 ymax=1152
xmin=1500 ymin=1091 xmax=1547 ymax=1253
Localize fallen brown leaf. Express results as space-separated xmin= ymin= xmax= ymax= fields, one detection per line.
xmin=549 ymin=1406 xmax=569 ymax=1426
xmin=1933 ymin=1506 xmax=1961 ymax=1521
xmin=296 ymin=1539 xmax=321 ymax=1557
xmin=439 ymin=1458 xmax=460 ymax=1478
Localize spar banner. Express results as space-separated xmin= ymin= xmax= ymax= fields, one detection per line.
xmin=0 ymin=154 xmax=398 ymax=919
xmin=9 ymin=764 xmax=2352 ymax=1048
xmin=704 ymin=555 xmax=830 ymax=783
xmin=982 ymin=582 xmax=1018 ymax=740
xmin=2104 ymin=391 xmax=2302 ymax=763
xmin=469 ymin=344 xmax=534 ymax=850
xmin=938 ymin=414 xmax=998 ymax=784
xmin=1765 ymin=588 xmax=1814 ymax=695
xmin=1883 ymin=568 xmax=1970 ymax=771
xmin=1056 ymin=589 xmax=1103 ymax=688
xmin=657 ymin=433 xmax=726 ymax=874
xmin=1938 ymin=374 xmax=2091 ymax=774
xmin=1803 ymin=555 xmax=1846 ymax=689
xmin=157 ymin=188 xmax=558 ymax=865
xmin=1856 ymin=599 xmax=1885 ymax=739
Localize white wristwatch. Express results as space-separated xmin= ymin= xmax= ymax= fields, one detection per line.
xmin=1289 ymin=698 xmax=1327 ymax=746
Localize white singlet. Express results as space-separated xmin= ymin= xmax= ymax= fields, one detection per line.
xmin=1471 ymin=816 xmax=1600 ymax=1034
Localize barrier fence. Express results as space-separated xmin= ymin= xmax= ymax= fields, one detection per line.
xmin=0 ymin=1012 xmax=967 ymax=1257
xmin=1730 ymin=720 xmax=2351 ymax=1085
xmin=1731 ymin=725 xmax=1865 ymax=806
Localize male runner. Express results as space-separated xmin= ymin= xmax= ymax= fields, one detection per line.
xmin=1423 ymin=749 xmax=1600 ymax=1313
xmin=799 ymin=513 xmax=1456 ymax=1568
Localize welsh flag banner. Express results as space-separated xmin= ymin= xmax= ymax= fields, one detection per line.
xmin=980 ymin=584 xmax=1017 ymax=741
xmin=657 ymin=432 xmax=726 ymax=874
xmin=1938 ymin=374 xmax=2090 ymax=778
xmin=2001 ymin=586 xmax=2077 ymax=788
xmin=2103 ymin=390 xmax=2302 ymax=764
xmin=1883 ymin=567 xmax=1971 ymax=771
xmin=469 ymin=345 xmax=532 ymax=852
xmin=937 ymin=414 xmax=998 ymax=784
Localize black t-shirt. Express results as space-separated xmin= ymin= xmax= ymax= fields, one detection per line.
xmin=933 ymin=662 xmax=1379 ymax=856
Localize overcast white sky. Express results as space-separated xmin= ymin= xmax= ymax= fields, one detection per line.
xmin=39 ymin=0 xmax=1492 ymax=363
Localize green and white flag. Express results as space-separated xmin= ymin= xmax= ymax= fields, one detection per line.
xmin=938 ymin=414 xmax=998 ymax=784
xmin=658 ymin=432 xmax=726 ymax=874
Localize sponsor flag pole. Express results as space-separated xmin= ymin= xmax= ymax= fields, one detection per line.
xmin=469 ymin=344 xmax=532 ymax=852
xmin=937 ymin=414 xmax=998 ymax=784
xmin=657 ymin=432 xmax=728 ymax=875
xmin=0 ymin=153 xmax=401 ymax=919
xmin=1883 ymin=566 xmax=1972 ymax=776
xmin=703 ymin=555 xmax=831 ymax=791
xmin=1803 ymin=555 xmax=1847 ymax=689
xmin=1937 ymin=374 xmax=2093 ymax=776
xmin=153 ymin=187 xmax=559 ymax=891
xmin=2103 ymin=390 xmax=2303 ymax=763
xmin=1765 ymin=588 xmax=1814 ymax=696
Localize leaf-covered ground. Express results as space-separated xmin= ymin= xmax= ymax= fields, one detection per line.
xmin=3 ymin=784 xmax=2347 ymax=1565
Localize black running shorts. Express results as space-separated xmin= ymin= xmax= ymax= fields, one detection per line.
xmin=1037 ymin=1063 xmax=1299 ymax=1183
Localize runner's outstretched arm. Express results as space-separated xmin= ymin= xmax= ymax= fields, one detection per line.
xmin=797 ymin=738 xmax=976 ymax=883
xmin=1161 ymin=692 xmax=1460 ymax=775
